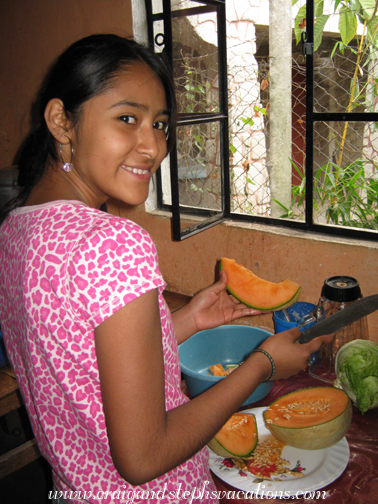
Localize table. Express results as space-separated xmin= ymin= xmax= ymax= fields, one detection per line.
xmin=212 ymin=370 xmax=378 ymax=504
xmin=2 ymin=291 xmax=376 ymax=501
xmin=163 ymin=290 xmax=377 ymax=503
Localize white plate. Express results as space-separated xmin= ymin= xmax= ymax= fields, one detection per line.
xmin=209 ymin=407 xmax=350 ymax=498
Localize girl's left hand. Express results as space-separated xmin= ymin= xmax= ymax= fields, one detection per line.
xmin=172 ymin=270 xmax=262 ymax=343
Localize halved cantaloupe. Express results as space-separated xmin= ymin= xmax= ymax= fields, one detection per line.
xmin=263 ymin=387 xmax=352 ymax=450
xmin=207 ymin=412 xmax=258 ymax=458
xmin=220 ymin=257 xmax=301 ymax=311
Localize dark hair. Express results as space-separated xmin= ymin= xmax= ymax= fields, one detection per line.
xmin=0 ymin=34 xmax=177 ymax=222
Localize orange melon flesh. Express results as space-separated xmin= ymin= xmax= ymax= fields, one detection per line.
xmin=220 ymin=258 xmax=301 ymax=311
xmin=209 ymin=364 xmax=226 ymax=376
xmin=208 ymin=412 xmax=258 ymax=458
xmin=264 ymin=387 xmax=352 ymax=450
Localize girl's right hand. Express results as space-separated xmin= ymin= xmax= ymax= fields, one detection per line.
xmin=257 ymin=328 xmax=335 ymax=381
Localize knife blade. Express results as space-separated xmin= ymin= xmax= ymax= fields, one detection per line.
xmin=298 ymin=293 xmax=378 ymax=344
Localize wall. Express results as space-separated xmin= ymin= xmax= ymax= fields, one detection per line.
xmin=0 ymin=0 xmax=133 ymax=169
xmin=111 ymin=202 xmax=378 ymax=343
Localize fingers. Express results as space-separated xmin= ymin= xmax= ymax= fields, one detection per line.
xmin=210 ymin=270 xmax=228 ymax=294
xmin=286 ymin=327 xmax=302 ymax=341
xmin=231 ymin=299 xmax=258 ymax=311
xmin=218 ymin=269 xmax=228 ymax=286
xmin=291 ymin=328 xmax=335 ymax=352
xmin=229 ymin=293 xmax=240 ymax=304
xmin=229 ymin=293 xmax=265 ymax=313
xmin=257 ymin=329 xmax=335 ymax=381
xmin=305 ymin=332 xmax=335 ymax=354
xmin=231 ymin=307 xmax=262 ymax=320
xmin=246 ymin=308 xmax=262 ymax=316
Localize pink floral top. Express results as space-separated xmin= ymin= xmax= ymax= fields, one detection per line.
xmin=0 ymin=201 xmax=218 ymax=504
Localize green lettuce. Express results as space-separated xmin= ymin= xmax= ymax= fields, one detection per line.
xmin=334 ymin=339 xmax=378 ymax=414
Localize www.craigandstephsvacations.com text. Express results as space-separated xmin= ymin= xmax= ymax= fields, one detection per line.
xmin=48 ymin=481 xmax=327 ymax=502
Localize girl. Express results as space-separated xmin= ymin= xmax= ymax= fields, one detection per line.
xmin=0 ymin=34 xmax=333 ymax=503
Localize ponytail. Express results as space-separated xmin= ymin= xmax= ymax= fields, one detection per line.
xmin=0 ymin=119 xmax=54 ymax=225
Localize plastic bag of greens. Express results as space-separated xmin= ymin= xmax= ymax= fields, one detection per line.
xmin=334 ymin=339 xmax=378 ymax=414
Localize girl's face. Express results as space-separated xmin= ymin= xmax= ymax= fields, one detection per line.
xmin=69 ymin=61 xmax=169 ymax=207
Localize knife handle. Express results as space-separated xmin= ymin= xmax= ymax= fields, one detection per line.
xmin=298 ymin=331 xmax=320 ymax=344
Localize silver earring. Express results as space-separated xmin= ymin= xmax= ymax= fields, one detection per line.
xmin=59 ymin=142 xmax=73 ymax=173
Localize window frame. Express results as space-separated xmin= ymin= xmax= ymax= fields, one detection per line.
xmin=145 ymin=0 xmax=230 ymax=240
xmin=146 ymin=0 xmax=378 ymax=242
xmin=303 ymin=0 xmax=378 ymax=242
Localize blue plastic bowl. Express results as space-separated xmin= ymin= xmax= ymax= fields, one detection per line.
xmin=178 ymin=325 xmax=273 ymax=406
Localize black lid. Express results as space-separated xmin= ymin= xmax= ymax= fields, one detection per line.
xmin=321 ymin=276 xmax=362 ymax=303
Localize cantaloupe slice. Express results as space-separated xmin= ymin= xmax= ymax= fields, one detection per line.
xmin=263 ymin=387 xmax=352 ymax=450
xmin=208 ymin=412 xmax=258 ymax=458
xmin=209 ymin=363 xmax=238 ymax=377
xmin=209 ymin=364 xmax=227 ymax=376
xmin=220 ymin=257 xmax=301 ymax=311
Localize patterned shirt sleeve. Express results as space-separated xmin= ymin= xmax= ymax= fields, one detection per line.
xmin=65 ymin=215 xmax=166 ymax=328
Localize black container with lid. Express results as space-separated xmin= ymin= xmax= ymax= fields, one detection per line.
xmin=309 ymin=275 xmax=369 ymax=383
xmin=321 ymin=275 xmax=362 ymax=304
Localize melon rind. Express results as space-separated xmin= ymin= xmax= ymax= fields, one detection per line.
xmin=207 ymin=413 xmax=258 ymax=458
xmin=207 ymin=437 xmax=246 ymax=458
xmin=220 ymin=258 xmax=302 ymax=311
xmin=227 ymin=284 xmax=302 ymax=312
xmin=263 ymin=389 xmax=352 ymax=450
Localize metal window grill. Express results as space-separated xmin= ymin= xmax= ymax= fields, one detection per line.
xmin=304 ymin=0 xmax=378 ymax=239
xmin=146 ymin=0 xmax=378 ymax=241
xmin=145 ymin=0 xmax=230 ymax=240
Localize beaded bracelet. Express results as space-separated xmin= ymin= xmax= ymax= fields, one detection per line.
xmin=251 ymin=348 xmax=276 ymax=382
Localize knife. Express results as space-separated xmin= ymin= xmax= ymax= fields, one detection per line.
xmin=298 ymin=293 xmax=378 ymax=344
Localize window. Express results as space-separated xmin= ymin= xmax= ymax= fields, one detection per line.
xmin=145 ymin=0 xmax=378 ymax=241
xmin=145 ymin=0 xmax=229 ymax=239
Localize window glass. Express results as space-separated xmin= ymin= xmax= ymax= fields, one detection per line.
xmin=176 ymin=121 xmax=222 ymax=210
xmin=146 ymin=0 xmax=378 ymax=240
xmin=312 ymin=121 xmax=378 ymax=231
xmin=171 ymin=2 xmax=219 ymax=115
